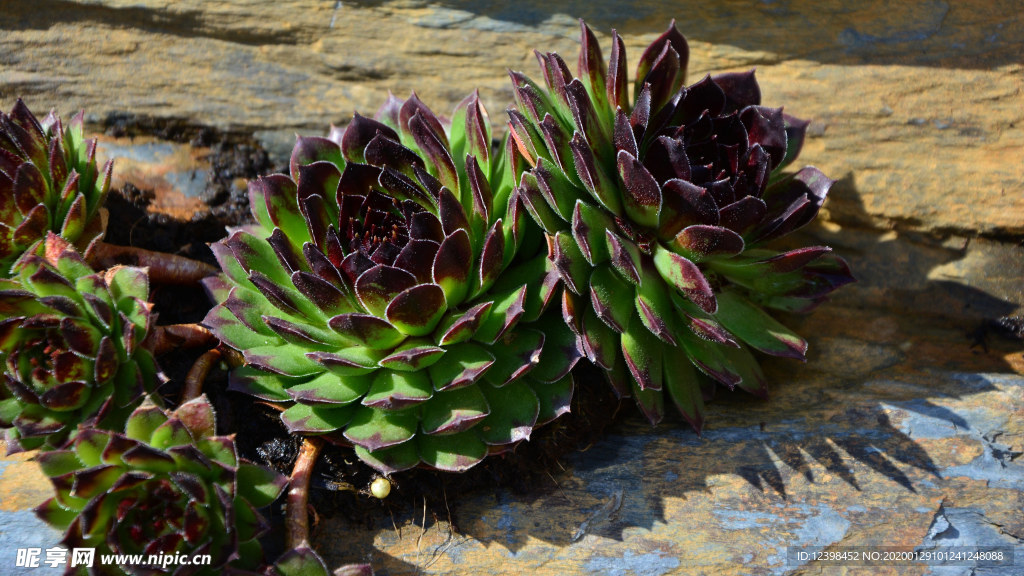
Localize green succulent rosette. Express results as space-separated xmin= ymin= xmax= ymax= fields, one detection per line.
xmin=34 ymin=395 xmax=288 ymax=575
xmin=507 ymin=21 xmax=854 ymax=428
xmin=0 ymin=99 xmax=111 ymax=276
xmin=0 ymin=233 xmax=157 ymax=452
xmin=203 ymin=92 xmax=580 ymax=473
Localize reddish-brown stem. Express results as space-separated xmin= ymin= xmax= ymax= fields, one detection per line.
xmin=87 ymin=241 xmax=217 ymax=285
xmin=182 ymin=348 xmax=221 ymax=402
xmin=286 ymin=437 xmax=323 ymax=549
xmin=145 ymin=323 xmax=216 ymax=356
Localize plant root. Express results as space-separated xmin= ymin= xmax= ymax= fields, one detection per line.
xmin=87 ymin=241 xmax=218 ymax=284
xmin=182 ymin=348 xmax=221 ymax=402
xmin=286 ymin=437 xmax=323 ymax=549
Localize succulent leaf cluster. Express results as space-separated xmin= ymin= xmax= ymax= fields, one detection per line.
xmin=0 ymin=234 xmax=157 ymax=451
xmin=507 ymin=21 xmax=854 ymax=428
xmin=0 ymin=99 xmax=111 ymax=276
xmin=34 ymin=395 xmax=288 ymax=575
xmin=204 ymin=92 xmax=581 ymax=473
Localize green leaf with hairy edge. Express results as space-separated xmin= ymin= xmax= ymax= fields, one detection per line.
xmin=343 ymin=406 xmax=418 ymax=451
xmin=361 ymin=370 xmax=433 ymax=410
xmin=427 ymin=341 xmax=495 ymax=391
xmin=35 ymin=497 xmax=78 ymax=531
xmin=25 ymin=270 xmax=78 ymax=300
xmin=35 ymin=450 xmax=82 ymax=477
xmin=581 ymin=304 xmax=622 ymax=370
xmin=313 ymin=346 xmax=387 ymax=376
xmin=227 ymin=284 xmax=286 ymax=336
xmin=486 ymin=254 xmax=548 ymax=321
xmin=589 ymin=265 xmax=634 ymax=332
xmin=386 ymin=283 xmax=447 ymax=337
xmin=621 ymin=324 xmax=663 ymax=391
xmin=263 ymin=184 xmax=310 ymax=245
xmin=281 ymin=403 xmax=357 ymax=434
xmin=635 ymin=269 xmax=679 ymax=345
xmin=572 ymin=200 xmax=614 ymax=265
xmin=534 ymin=157 xmax=579 ymax=220
xmin=72 ymin=429 xmax=111 ymax=467
xmin=533 ymin=373 xmax=574 ymax=426
xmin=629 ymin=368 xmax=665 ymax=425
xmin=148 ymin=419 xmax=194 ymax=450
xmin=378 ymin=339 xmax=446 ymax=372
xmin=198 ymin=437 xmax=237 ymax=468
xmin=212 ymin=243 xmax=251 ymax=288
xmin=477 ymin=380 xmax=539 ymax=445
xmin=273 ymin=545 xmax=330 ymax=576
xmin=247 ymin=181 xmax=275 ymax=235
xmin=675 ymin=325 xmax=743 ymax=390
xmin=719 ymin=343 xmax=768 ymax=397
xmin=285 ymin=371 xmax=371 ymax=405
xmin=527 ymin=312 xmax=580 ymax=383
xmin=237 ymin=463 xmax=288 ymax=508
xmin=663 ymin=348 xmax=706 ymax=432
xmin=71 ymin=465 xmax=123 ymax=499
xmin=473 ymin=284 xmax=526 ymax=344
xmin=418 ymin=429 xmax=487 ymax=472
xmin=246 ymin=344 xmax=323 ymax=377
xmin=713 ymin=289 xmax=808 ymax=360
xmin=107 ymin=266 xmax=148 ymax=302
xmin=0 ymin=398 xmax=21 ymax=426
xmin=421 ymin=385 xmax=490 ymax=435
xmin=206 ymin=304 xmax=281 ymax=351
xmin=354 ymin=442 xmax=420 ymax=474
xmin=518 ymin=172 xmax=563 ymax=233
xmin=486 ymin=327 xmax=544 ymax=386
xmin=231 ymin=231 xmax=294 ymax=287
xmin=54 ymin=253 xmax=93 ymax=283
xmin=435 ymin=301 xmax=492 ymax=346
xmin=124 ymin=404 xmax=168 ymax=442
xmin=228 ymin=365 xmax=291 ymax=402
xmin=553 ymin=231 xmax=590 ymax=295
xmin=233 ymin=499 xmax=259 ymax=543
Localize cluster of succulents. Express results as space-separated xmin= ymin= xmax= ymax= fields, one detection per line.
xmin=34 ymin=396 xmax=288 ymax=574
xmin=0 ymin=233 xmax=157 ymax=452
xmin=0 ymin=99 xmax=111 ymax=276
xmin=203 ymin=91 xmax=581 ymax=474
xmin=1 ymin=18 xmax=854 ymax=576
xmin=504 ymin=21 xmax=854 ymax=428
xmin=0 ymin=102 xmax=300 ymax=575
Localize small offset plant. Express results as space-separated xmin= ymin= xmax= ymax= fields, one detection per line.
xmin=204 ymin=92 xmax=580 ymax=473
xmin=0 ymin=99 xmax=111 ymax=276
xmin=34 ymin=395 xmax=289 ymax=575
xmin=0 ymin=234 xmax=157 ymax=451
xmin=506 ymin=21 xmax=854 ymax=427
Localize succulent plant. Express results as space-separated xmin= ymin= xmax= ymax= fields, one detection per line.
xmin=269 ymin=543 xmax=373 ymax=576
xmin=34 ymin=395 xmax=288 ymax=575
xmin=0 ymin=99 xmax=111 ymax=276
xmin=203 ymin=91 xmax=580 ymax=473
xmin=0 ymin=233 xmax=157 ymax=451
xmin=506 ymin=21 xmax=854 ymax=428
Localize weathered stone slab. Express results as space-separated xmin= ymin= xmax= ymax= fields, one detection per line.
xmin=1 ymin=2 xmax=1022 ymax=575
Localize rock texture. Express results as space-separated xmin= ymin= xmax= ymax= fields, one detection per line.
xmin=3 ymin=1 xmax=1022 ymax=238
xmin=1 ymin=1 xmax=1022 ymax=575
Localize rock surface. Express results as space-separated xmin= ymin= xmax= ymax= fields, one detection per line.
xmin=1 ymin=1 xmax=1022 ymax=575
xmin=3 ymin=0 xmax=1023 ymax=238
